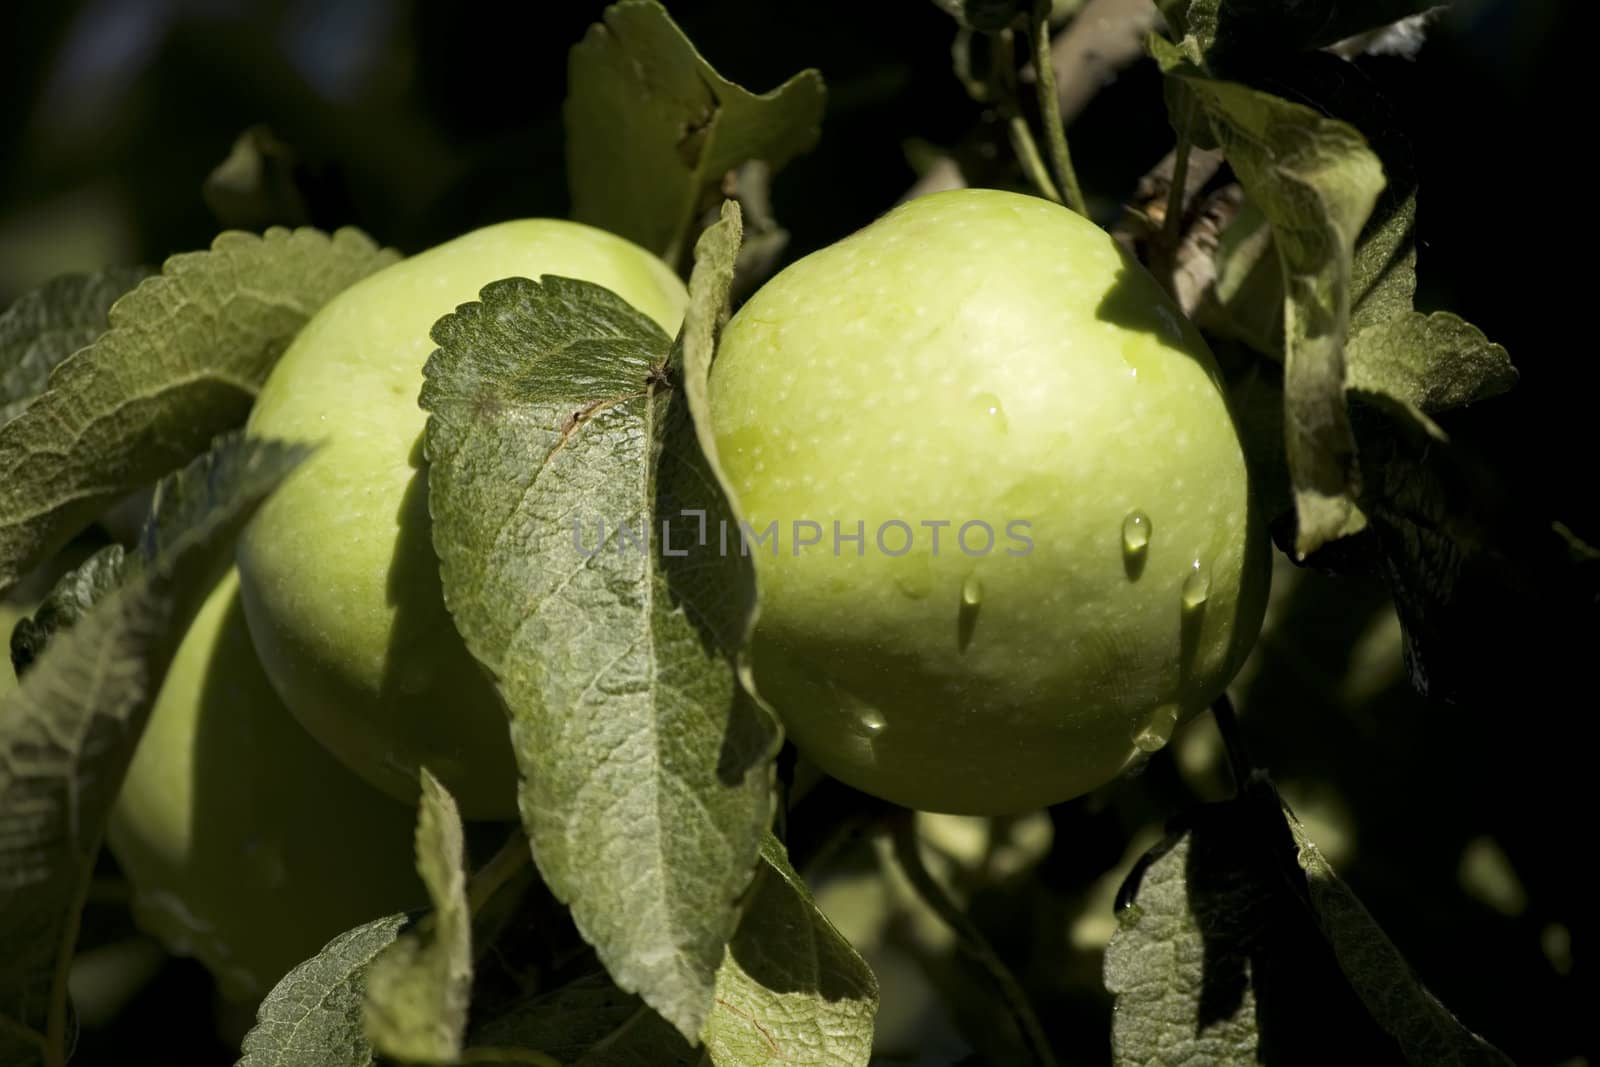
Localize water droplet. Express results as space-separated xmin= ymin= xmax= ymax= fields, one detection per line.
xmin=1181 ymin=560 xmax=1211 ymax=610
xmin=1121 ymin=510 xmax=1151 ymax=580
xmin=957 ymin=574 xmax=983 ymax=651
xmin=973 ymin=392 xmax=1008 ymax=433
xmin=857 ymin=707 xmax=888 ymax=737
xmin=1133 ymin=703 xmax=1180 ymax=753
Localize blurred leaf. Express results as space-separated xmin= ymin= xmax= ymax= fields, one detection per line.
xmin=704 ymin=834 xmax=879 ymax=1066
xmin=565 ymin=0 xmax=824 ymax=266
xmin=202 ymin=126 xmax=317 ymax=232
xmin=0 ymin=227 xmax=397 ymax=594
xmin=0 ymin=268 xmax=152 ymax=428
xmin=8 ymin=544 xmax=126 ymax=676
xmin=469 ymin=972 xmax=700 ymax=1065
xmin=0 ymin=435 xmax=307 ymax=1067
xmin=422 ymin=211 xmax=778 ymax=1039
xmin=928 ymin=0 xmax=1029 ymax=33
xmin=238 ymin=915 xmax=408 ymax=1067
xmin=1154 ymin=37 xmax=1384 ymax=556
xmin=364 ymin=770 xmax=472 ymax=1065
xmin=1105 ymin=781 xmax=1509 ymax=1065
xmin=1349 ymin=399 xmax=1594 ymax=702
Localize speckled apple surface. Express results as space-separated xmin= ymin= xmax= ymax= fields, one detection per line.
xmin=238 ymin=220 xmax=688 ymax=817
xmin=106 ymin=570 xmax=423 ymax=1000
xmin=709 ymin=189 xmax=1269 ymax=814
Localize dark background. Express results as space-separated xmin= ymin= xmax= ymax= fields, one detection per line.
xmin=4 ymin=1 xmax=1585 ymax=1063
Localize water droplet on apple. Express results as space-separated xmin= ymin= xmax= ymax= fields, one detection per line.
xmin=1181 ymin=560 xmax=1211 ymax=611
xmin=1121 ymin=510 xmax=1151 ymax=576
xmin=1133 ymin=703 xmax=1180 ymax=753
xmin=857 ymin=707 xmax=888 ymax=737
xmin=957 ymin=575 xmax=982 ymax=651
xmin=973 ymin=392 xmax=1008 ymax=433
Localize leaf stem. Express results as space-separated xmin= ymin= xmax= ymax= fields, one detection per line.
xmin=1031 ymin=0 xmax=1088 ymax=216
xmin=992 ymin=30 xmax=1062 ymax=203
xmin=889 ymin=813 xmax=1059 ymax=1067
xmin=1009 ymin=116 xmax=1064 ymax=204
xmin=1210 ymin=692 xmax=1255 ymax=795
xmin=1162 ymin=115 xmax=1194 ymax=253
xmin=47 ymin=846 xmax=100 ymax=1067
xmin=467 ymin=829 xmax=533 ymax=916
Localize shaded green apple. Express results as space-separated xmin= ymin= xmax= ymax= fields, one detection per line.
xmin=106 ymin=569 xmax=424 ymax=1000
xmin=237 ymin=220 xmax=688 ymax=817
xmin=709 ymin=189 xmax=1269 ymax=814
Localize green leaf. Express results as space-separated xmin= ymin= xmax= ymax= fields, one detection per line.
xmin=565 ymin=0 xmax=825 ymax=267
xmin=1350 ymin=191 xmax=1416 ymax=336
xmin=464 ymin=834 xmax=875 ymax=1066
xmin=0 ymin=226 xmax=398 ymax=594
xmin=422 ymin=213 xmax=780 ymax=1038
xmin=1105 ymin=782 xmax=1510 ymax=1065
xmin=1346 ymin=311 xmax=1517 ymax=417
xmin=238 ymin=915 xmax=408 ymax=1067
xmin=363 ymin=769 xmax=473 ymax=1065
xmin=0 ymin=268 xmax=152 ymax=429
xmin=0 ymin=434 xmax=308 ymax=1067
xmin=8 ymin=545 xmax=127 ymax=676
xmin=469 ymin=972 xmax=701 ymax=1066
xmin=1154 ymin=39 xmax=1385 ymax=556
xmin=1165 ymin=0 xmax=1435 ymax=67
xmin=1283 ymin=806 xmax=1516 ymax=1065
xmin=704 ymin=834 xmax=879 ymax=1066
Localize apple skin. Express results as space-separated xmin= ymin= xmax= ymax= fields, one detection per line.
xmin=709 ymin=189 xmax=1269 ymax=815
xmin=237 ymin=220 xmax=688 ymax=818
xmin=106 ymin=569 xmax=424 ymax=1000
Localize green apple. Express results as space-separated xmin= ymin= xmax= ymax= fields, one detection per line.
xmin=106 ymin=569 xmax=424 ymax=1000
xmin=709 ymin=188 xmax=1269 ymax=814
xmin=237 ymin=220 xmax=689 ymax=817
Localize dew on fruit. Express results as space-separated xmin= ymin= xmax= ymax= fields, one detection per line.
xmin=1121 ymin=510 xmax=1151 ymax=579
xmin=973 ymin=392 xmax=1008 ymax=433
xmin=1181 ymin=560 xmax=1211 ymax=611
xmin=1133 ymin=703 xmax=1180 ymax=753
xmin=857 ymin=707 xmax=888 ymax=737
xmin=958 ymin=574 xmax=982 ymax=651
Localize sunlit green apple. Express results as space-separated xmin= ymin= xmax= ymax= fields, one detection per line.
xmin=237 ymin=220 xmax=688 ymax=817
xmin=709 ymin=188 xmax=1269 ymax=814
xmin=106 ymin=569 xmax=424 ymax=1000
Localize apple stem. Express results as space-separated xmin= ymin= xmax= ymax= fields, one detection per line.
xmin=889 ymin=812 xmax=1061 ymax=1067
xmin=1031 ymin=0 xmax=1089 ymax=218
